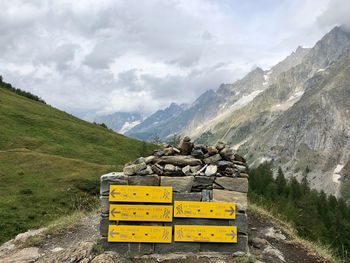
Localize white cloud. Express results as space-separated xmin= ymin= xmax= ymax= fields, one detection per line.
xmin=0 ymin=0 xmax=345 ymax=120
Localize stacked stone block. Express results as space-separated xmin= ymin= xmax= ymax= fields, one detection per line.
xmin=100 ymin=137 xmax=249 ymax=254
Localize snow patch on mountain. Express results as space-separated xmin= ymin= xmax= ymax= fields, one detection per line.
xmin=119 ymin=120 xmax=142 ymax=134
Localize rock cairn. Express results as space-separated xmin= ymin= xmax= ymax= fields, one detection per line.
xmin=100 ymin=137 xmax=249 ymax=254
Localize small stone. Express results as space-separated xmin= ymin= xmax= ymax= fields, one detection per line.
xmin=251 ymin=237 xmax=269 ymax=249
xmin=151 ymin=164 xmax=163 ymax=175
xmin=216 ymin=141 xmax=226 ymax=151
xmin=161 ymin=176 xmax=194 ymax=193
xmin=203 ymin=154 xmax=222 ymax=164
xmin=173 ymin=147 xmax=181 ymax=153
xmin=136 ymin=165 xmax=153 ymax=175
xmin=183 ymin=136 xmax=191 ymax=142
xmin=224 ymin=167 xmax=235 ymax=176
xmin=144 ymin=155 xmax=157 ymax=164
xmin=123 ymin=162 xmax=147 ymax=175
xmin=207 ymin=146 xmax=218 ymax=155
xmin=154 ymin=150 xmax=165 ymax=157
xmin=190 ymin=165 xmax=202 ymax=173
xmin=263 ymin=227 xmax=286 ymax=240
xmin=217 ymin=160 xmax=234 ymax=169
xmin=234 ymin=153 xmax=246 ymax=163
xmin=235 ymin=164 xmax=247 ymax=173
xmin=213 ymin=189 xmax=247 ymax=211
xmin=220 ymin=147 xmax=234 ymax=160
xmin=179 ymin=137 xmax=193 ymax=155
xmin=182 ymin=165 xmax=192 ymax=176
xmin=215 ymin=177 xmax=248 ymax=193
xmin=133 ymin=157 xmax=145 ymax=164
xmin=205 ymin=165 xmax=217 ymax=176
xmin=239 ymin=173 xmax=249 ymax=178
xmin=191 ymin=149 xmax=204 ymax=159
xmin=173 ymin=192 xmax=202 ymax=201
xmin=263 ymin=245 xmax=286 ymax=262
xmin=90 ymin=253 xmax=114 ymax=263
xmin=164 ymin=147 xmax=174 ymax=156
xmin=164 ymin=164 xmax=176 ymax=172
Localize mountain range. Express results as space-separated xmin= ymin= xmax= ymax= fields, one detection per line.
xmin=117 ymin=26 xmax=350 ymax=200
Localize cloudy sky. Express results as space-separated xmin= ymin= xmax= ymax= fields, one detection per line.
xmin=0 ymin=0 xmax=348 ymax=120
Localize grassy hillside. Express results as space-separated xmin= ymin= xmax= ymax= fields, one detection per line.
xmin=0 ymin=87 xmax=155 ymax=243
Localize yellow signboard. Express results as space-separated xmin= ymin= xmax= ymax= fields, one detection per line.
xmin=109 ymin=185 xmax=172 ymax=203
xmin=108 ymin=225 xmax=172 ymax=243
xmin=174 ymin=201 xmax=236 ymax=219
xmin=109 ymin=204 xmax=173 ymax=222
xmin=174 ymin=225 xmax=237 ymax=243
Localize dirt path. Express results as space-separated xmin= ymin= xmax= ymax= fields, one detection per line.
xmin=0 ymin=210 xmax=334 ymax=262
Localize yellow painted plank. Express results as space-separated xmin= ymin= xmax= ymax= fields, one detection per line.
xmin=108 ymin=225 xmax=172 ymax=243
xmin=109 ymin=185 xmax=172 ymax=203
xmin=174 ymin=201 xmax=236 ymax=219
xmin=174 ymin=225 xmax=237 ymax=243
xmin=109 ymin=204 xmax=173 ymax=222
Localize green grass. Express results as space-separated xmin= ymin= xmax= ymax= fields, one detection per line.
xmin=0 ymin=87 xmax=155 ymax=244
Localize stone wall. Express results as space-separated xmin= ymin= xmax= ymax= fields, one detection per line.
xmin=100 ymin=137 xmax=249 ymax=254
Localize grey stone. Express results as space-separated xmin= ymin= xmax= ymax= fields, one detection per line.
xmin=239 ymin=173 xmax=249 ymax=178
xmin=144 ymin=156 xmax=157 ymax=164
xmin=123 ymin=162 xmax=147 ymax=175
xmin=233 ymin=161 xmax=246 ymax=166
xmin=179 ymin=137 xmax=193 ymax=155
xmin=164 ymin=164 xmax=176 ymax=172
xmin=157 ymin=156 xmax=202 ymax=167
xmin=212 ymin=189 xmax=247 ymax=211
xmin=234 ymin=154 xmax=246 ymax=163
xmin=215 ymin=177 xmax=248 ymax=193
xmin=207 ymin=146 xmax=218 ymax=155
xmin=100 ymin=238 xmax=153 ymax=254
xmin=190 ymin=165 xmax=202 ymax=173
xmin=100 ymin=196 xmax=109 ymax=214
xmin=235 ymin=165 xmax=247 ymax=173
xmin=251 ymin=237 xmax=269 ymax=249
xmin=161 ymin=176 xmax=194 ymax=193
xmin=200 ymin=235 xmax=248 ymax=253
xmin=205 ymin=165 xmax=217 ymax=176
xmin=219 ymin=147 xmax=234 ymax=160
xmin=164 ymin=147 xmax=174 ymax=156
xmin=136 ymin=165 xmax=153 ymax=175
xmin=203 ymin=154 xmax=222 ymax=164
xmin=100 ymin=172 xmax=128 ymax=196
xmin=154 ymin=243 xmax=200 ymax=253
xmin=154 ymin=150 xmax=165 ymax=157
xmin=128 ymin=175 xmax=160 ymax=186
xmin=151 ymin=164 xmax=163 ymax=175
xmin=217 ymin=161 xmax=234 ymax=169
xmin=182 ymin=165 xmax=192 ymax=176
xmin=201 ymin=189 xmax=212 ymax=201
xmin=192 ymin=176 xmax=214 ymax=189
xmin=216 ymin=141 xmax=226 ymax=151
xmin=173 ymin=192 xmax=202 ymax=201
xmin=229 ymin=213 xmax=248 ymax=235
xmin=133 ymin=157 xmax=145 ymax=164
xmin=191 ymin=149 xmax=204 ymax=159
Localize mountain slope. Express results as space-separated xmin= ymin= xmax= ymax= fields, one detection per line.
xmin=0 ymin=86 xmax=154 ymax=243
xmin=94 ymin=112 xmax=143 ymax=134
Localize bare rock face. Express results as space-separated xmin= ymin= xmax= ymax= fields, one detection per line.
xmin=0 ymin=247 xmax=41 ymax=263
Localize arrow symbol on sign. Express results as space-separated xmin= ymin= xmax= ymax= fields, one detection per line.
xmin=225 ymin=206 xmax=235 ymax=216
xmin=109 ymin=230 xmax=119 ymax=238
xmin=110 ymin=189 xmax=121 ymax=198
xmin=110 ymin=208 xmax=121 ymax=217
xmin=226 ymin=231 xmax=236 ymax=239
